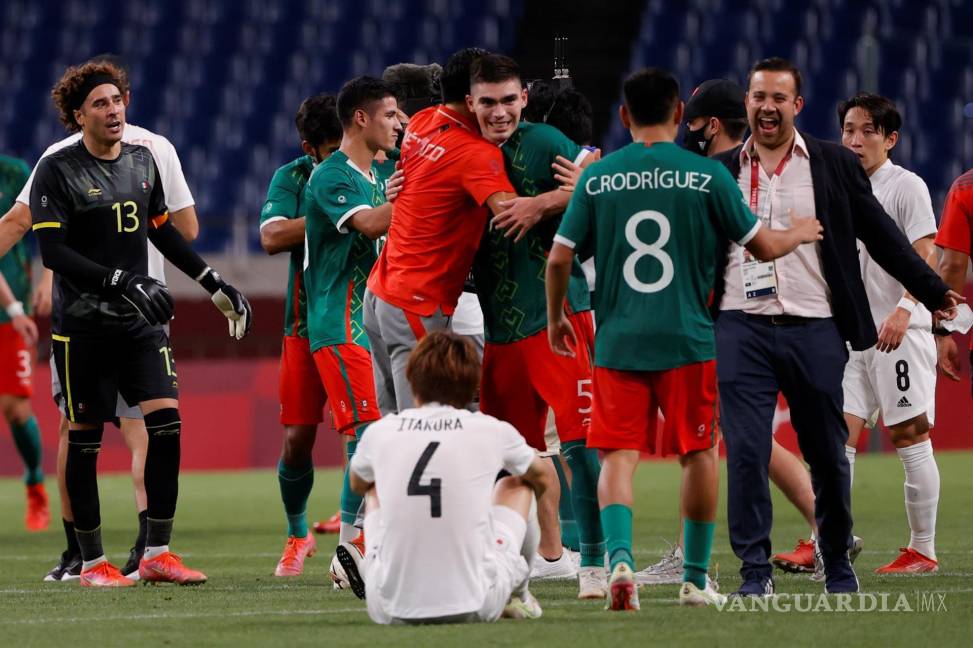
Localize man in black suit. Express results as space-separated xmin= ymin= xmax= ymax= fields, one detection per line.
xmin=713 ymin=57 xmax=964 ymax=596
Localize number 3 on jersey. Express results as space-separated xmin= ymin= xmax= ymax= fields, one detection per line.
xmin=408 ymin=441 xmax=442 ymax=517
xmin=623 ymin=210 xmax=673 ymax=293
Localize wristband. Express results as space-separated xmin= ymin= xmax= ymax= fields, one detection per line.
xmin=932 ymin=326 xmax=951 ymax=337
xmin=896 ymin=298 xmax=916 ymax=314
xmin=196 ymin=267 xmax=226 ymax=294
xmin=5 ymin=301 xmax=24 ymax=318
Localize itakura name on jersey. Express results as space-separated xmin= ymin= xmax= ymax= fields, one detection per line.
xmin=585 ymin=168 xmax=713 ymax=195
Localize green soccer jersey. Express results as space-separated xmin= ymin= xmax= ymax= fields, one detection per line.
xmin=0 ymin=155 xmax=32 ymax=325
xmin=557 ymin=141 xmax=759 ymax=371
xmin=260 ymin=155 xmax=314 ymax=338
xmin=472 ymin=122 xmax=591 ymax=344
xmin=303 ymin=150 xmax=384 ymax=352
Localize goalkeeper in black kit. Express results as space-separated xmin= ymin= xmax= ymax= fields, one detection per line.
xmin=29 ymin=61 xmax=252 ymax=587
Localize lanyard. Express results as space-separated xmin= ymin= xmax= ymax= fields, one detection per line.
xmin=749 ymin=149 xmax=793 ymax=213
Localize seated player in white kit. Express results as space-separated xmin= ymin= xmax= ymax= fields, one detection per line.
xmin=343 ymin=330 xmax=553 ymax=624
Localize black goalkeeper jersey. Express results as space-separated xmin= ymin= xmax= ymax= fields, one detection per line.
xmin=30 ymin=141 xmax=168 ymax=331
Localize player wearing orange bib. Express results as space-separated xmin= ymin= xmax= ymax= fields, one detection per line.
xmin=364 ymin=48 xmax=523 ymax=414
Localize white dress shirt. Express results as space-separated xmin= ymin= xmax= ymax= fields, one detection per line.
xmin=721 ymin=131 xmax=832 ymax=317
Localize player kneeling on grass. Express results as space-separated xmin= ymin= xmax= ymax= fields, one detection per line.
xmin=30 ymin=61 xmax=252 ymax=587
xmin=342 ymin=331 xmax=554 ymax=624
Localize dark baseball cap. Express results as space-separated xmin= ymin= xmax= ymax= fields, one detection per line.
xmin=685 ymin=79 xmax=746 ymax=122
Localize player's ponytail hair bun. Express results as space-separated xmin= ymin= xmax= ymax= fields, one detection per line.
xmin=406 ymin=331 xmax=481 ymax=410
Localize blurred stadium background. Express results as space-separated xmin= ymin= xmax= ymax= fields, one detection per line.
xmin=0 ymin=0 xmax=970 ymax=475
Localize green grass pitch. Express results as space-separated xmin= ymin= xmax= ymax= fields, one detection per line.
xmin=1 ymin=452 xmax=971 ymax=647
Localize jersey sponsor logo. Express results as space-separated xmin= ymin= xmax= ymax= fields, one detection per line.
xmin=585 ymin=169 xmax=712 ymax=196
xmin=41 ymin=195 xmax=48 ymax=207
xmin=897 ymin=396 xmax=912 ymax=407
xmin=110 ymin=269 xmax=123 ymax=287
xmin=338 ymin=195 xmax=347 ymax=204
xmin=87 ymin=187 xmax=102 ymax=197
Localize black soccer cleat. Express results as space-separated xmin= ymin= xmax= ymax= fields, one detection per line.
xmin=335 ymin=542 xmax=366 ymax=601
xmin=121 ymin=546 xmax=144 ymax=581
xmin=43 ymin=551 xmax=82 ymax=582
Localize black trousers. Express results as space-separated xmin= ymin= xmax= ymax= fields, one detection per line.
xmin=716 ymin=311 xmax=855 ymax=585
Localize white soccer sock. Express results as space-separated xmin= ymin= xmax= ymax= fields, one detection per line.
xmin=143 ymin=545 xmax=169 ymax=560
xmin=339 ymin=522 xmax=358 ymax=543
xmin=897 ymin=439 xmax=939 ymax=560
xmin=845 ymin=445 xmax=857 ymax=490
xmin=517 ymin=500 xmax=540 ymax=598
xmin=82 ymin=555 xmax=107 ymax=571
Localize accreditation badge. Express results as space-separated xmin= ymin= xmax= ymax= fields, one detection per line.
xmin=739 ymin=247 xmax=778 ymax=299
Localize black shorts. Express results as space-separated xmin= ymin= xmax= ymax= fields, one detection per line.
xmin=51 ymin=318 xmax=179 ymax=424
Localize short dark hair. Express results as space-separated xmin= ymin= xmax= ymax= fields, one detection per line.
xmin=406 ymin=331 xmax=480 ymax=409
xmin=336 ymin=75 xmax=397 ymax=128
xmin=748 ymin=57 xmax=803 ymax=97
xmin=470 ymin=54 xmax=521 ymax=86
xmin=719 ymin=116 xmax=749 ymax=142
xmin=295 ymin=93 xmax=341 ymax=148
xmin=837 ymin=93 xmax=901 ymax=136
xmin=441 ymin=47 xmax=490 ymax=104
xmin=524 ymin=82 xmax=594 ymax=145
xmin=622 ymin=67 xmax=680 ymax=127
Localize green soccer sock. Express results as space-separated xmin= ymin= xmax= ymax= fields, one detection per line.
xmin=600 ymin=503 xmax=634 ymax=571
xmin=563 ymin=440 xmax=605 ymax=567
xmin=340 ymin=436 xmax=362 ymax=526
xmin=683 ymin=518 xmax=715 ymax=589
xmin=552 ymin=456 xmax=579 ymax=551
xmin=277 ymin=458 xmax=313 ymax=538
xmin=11 ymin=416 xmax=43 ymax=485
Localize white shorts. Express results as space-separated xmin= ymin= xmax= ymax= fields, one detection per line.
xmin=365 ymin=506 xmax=528 ymax=625
xmin=842 ymin=328 xmax=937 ymax=428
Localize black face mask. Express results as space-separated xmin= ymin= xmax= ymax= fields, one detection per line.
xmin=682 ymin=125 xmax=712 ymax=156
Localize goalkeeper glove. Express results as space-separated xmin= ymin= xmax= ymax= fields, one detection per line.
xmin=105 ymin=268 xmax=174 ymax=326
xmin=197 ymin=267 xmax=252 ymax=340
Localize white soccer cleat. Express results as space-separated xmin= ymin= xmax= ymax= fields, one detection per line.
xmin=636 ymin=544 xmax=683 ymax=585
xmin=502 ymin=590 xmax=543 ymax=619
xmin=679 ymin=581 xmax=727 ymax=607
xmin=578 ymin=565 xmax=608 ymax=599
xmin=530 ymin=550 xmax=578 ymax=581
xmin=332 ymin=541 xmax=366 ymax=600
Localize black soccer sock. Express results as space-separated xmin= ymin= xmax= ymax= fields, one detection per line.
xmin=135 ymin=509 xmax=148 ymax=553
xmin=143 ymin=408 xmax=181 ymax=547
xmin=65 ymin=426 xmax=104 ymax=544
xmin=62 ymin=518 xmax=80 ymax=556
xmin=75 ymin=526 xmax=104 ymax=563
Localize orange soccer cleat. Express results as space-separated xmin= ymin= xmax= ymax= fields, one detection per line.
xmin=351 ymin=531 xmax=365 ymax=557
xmin=313 ymin=512 xmax=342 ymax=534
xmin=25 ymin=483 xmax=51 ymax=532
xmin=139 ymin=551 xmax=208 ymax=585
xmin=875 ymin=548 xmax=939 ymax=574
xmin=80 ymin=561 xmax=136 ymax=587
xmin=274 ymin=534 xmax=317 ymax=577
xmin=771 ymin=538 xmax=815 ymax=573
